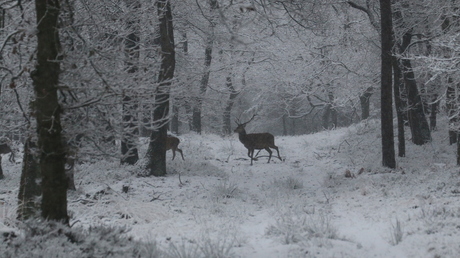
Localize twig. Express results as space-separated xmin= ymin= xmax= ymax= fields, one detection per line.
xmin=178 ymin=172 xmax=184 ymax=186
xmin=337 ymin=139 xmax=350 ymax=153
xmin=104 ymin=183 xmax=127 ymax=201
xmin=69 ymin=220 xmax=80 ymax=228
xmin=322 ymin=191 xmax=331 ymax=204
xmin=150 ymin=192 xmax=162 ymax=202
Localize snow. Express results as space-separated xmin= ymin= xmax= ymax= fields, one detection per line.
xmin=1 ymin=119 xmax=460 ymax=257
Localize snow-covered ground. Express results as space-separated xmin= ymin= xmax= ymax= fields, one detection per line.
xmin=1 ymin=119 xmax=460 ymax=257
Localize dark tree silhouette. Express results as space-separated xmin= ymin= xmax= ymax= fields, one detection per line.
xmin=146 ymin=0 xmax=175 ymax=176
xmin=32 ymin=0 xmax=68 ymax=222
xmin=379 ymin=0 xmax=396 ymax=168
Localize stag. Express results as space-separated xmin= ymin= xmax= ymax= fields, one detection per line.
xmin=234 ymin=114 xmax=282 ymax=165
xmin=167 ymin=135 xmax=184 ymax=160
xmin=0 ymin=143 xmax=15 ymax=163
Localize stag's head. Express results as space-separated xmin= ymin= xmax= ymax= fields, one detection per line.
xmin=234 ymin=114 xmax=256 ymax=134
xmin=233 ymin=122 xmax=246 ymax=134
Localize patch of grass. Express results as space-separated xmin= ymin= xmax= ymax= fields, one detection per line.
xmin=266 ymin=209 xmax=338 ymax=244
xmin=165 ymin=239 xmax=201 ymax=258
xmin=165 ymin=232 xmax=237 ymax=258
xmin=213 ymin=180 xmax=240 ymax=199
xmin=198 ymin=234 xmax=235 ymax=258
xmin=272 ymin=176 xmax=304 ymax=190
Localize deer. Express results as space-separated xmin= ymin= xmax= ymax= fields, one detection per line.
xmin=0 ymin=143 xmax=15 ymax=163
xmin=167 ymin=135 xmax=184 ymax=160
xmin=234 ymin=114 xmax=282 ymax=165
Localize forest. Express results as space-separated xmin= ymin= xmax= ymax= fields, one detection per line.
xmin=1 ymin=0 xmax=460 ymax=257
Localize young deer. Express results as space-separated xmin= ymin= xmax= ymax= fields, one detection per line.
xmin=0 ymin=143 xmax=15 ymax=163
xmin=167 ymin=135 xmax=184 ymax=160
xmin=234 ymin=115 xmax=282 ymax=165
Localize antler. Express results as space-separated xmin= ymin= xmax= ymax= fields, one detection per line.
xmin=235 ymin=112 xmax=257 ymax=126
xmin=235 ymin=112 xmax=243 ymax=125
xmin=243 ymin=113 xmax=256 ymax=126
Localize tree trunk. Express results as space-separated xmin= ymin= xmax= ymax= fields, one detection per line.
xmin=17 ymin=138 xmax=41 ymax=220
xmin=192 ymin=40 xmax=213 ymax=133
xmin=191 ymin=0 xmax=218 ymax=134
xmin=401 ymin=58 xmax=431 ymax=145
xmin=170 ymin=32 xmax=188 ymax=135
xmin=429 ymin=94 xmax=438 ymax=131
xmin=391 ymin=3 xmax=406 ymax=157
xmin=329 ymin=91 xmax=337 ymax=128
xmin=457 ymin=132 xmax=460 ymax=166
xmin=0 ymin=157 xmax=3 ymax=180
xmin=121 ymin=0 xmax=140 ymax=165
xmin=222 ymin=76 xmax=239 ymax=135
xmin=170 ymin=104 xmax=179 ymax=135
xmin=322 ymin=103 xmax=331 ymax=129
xmin=32 ymin=0 xmax=68 ymax=223
xmin=282 ymin=115 xmax=288 ymax=136
xmin=359 ymin=87 xmax=373 ymax=120
xmin=392 ymin=55 xmax=405 ymax=157
xmin=0 ymin=8 xmax=4 ymax=179
xmin=121 ymin=94 xmax=139 ymax=165
xmin=399 ymin=32 xmax=431 ymax=145
xmin=145 ymin=0 xmax=175 ymax=176
xmin=379 ymin=0 xmax=396 ymax=168
xmin=446 ymin=81 xmax=457 ymax=144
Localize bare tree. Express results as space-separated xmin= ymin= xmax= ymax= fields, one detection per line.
xmin=348 ymin=0 xmax=406 ymax=156
xmin=145 ymin=0 xmax=175 ymax=176
xmin=191 ymin=0 xmax=219 ymax=133
xmin=32 ymin=0 xmax=68 ymax=222
xmin=379 ymin=0 xmax=396 ymax=168
xmin=121 ymin=0 xmax=140 ymax=165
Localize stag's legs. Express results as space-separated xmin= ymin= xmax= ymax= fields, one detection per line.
xmin=248 ymin=148 xmax=255 ymax=165
xmin=171 ymin=149 xmax=185 ymax=161
xmin=265 ymin=147 xmax=272 ymax=163
xmin=270 ymin=145 xmax=282 ymax=161
xmin=254 ymin=149 xmax=262 ymax=159
xmin=177 ymin=148 xmax=184 ymax=160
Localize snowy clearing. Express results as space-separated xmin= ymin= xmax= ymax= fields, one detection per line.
xmin=1 ymin=119 xmax=460 ymax=257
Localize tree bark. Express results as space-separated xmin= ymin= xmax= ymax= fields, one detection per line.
xmin=401 ymin=59 xmax=431 ymax=145
xmin=32 ymin=0 xmax=68 ymax=223
xmin=359 ymin=87 xmax=373 ymax=120
xmin=192 ymin=38 xmax=213 ymax=133
xmin=429 ymin=94 xmax=438 ymax=131
xmin=121 ymin=94 xmax=139 ymax=164
xmin=170 ymin=32 xmax=188 ymax=135
xmin=446 ymin=80 xmax=457 ymax=144
xmin=222 ymin=76 xmax=239 ymax=135
xmin=379 ymin=0 xmax=396 ymax=168
xmin=322 ymin=103 xmax=331 ymax=129
xmin=146 ymin=0 xmax=175 ymax=176
xmin=399 ymin=32 xmax=431 ymax=145
xmin=457 ymin=133 xmax=460 ymax=166
xmin=392 ymin=55 xmax=405 ymax=157
xmin=17 ymin=138 xmax=41 ymax=220
xmin=170 ymin=104 xmax=179 ymax=134
xmin=391 ymin=4 xmax=405 ymax=158
xmin=329 ymin=91 xmax=337 ymax=128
